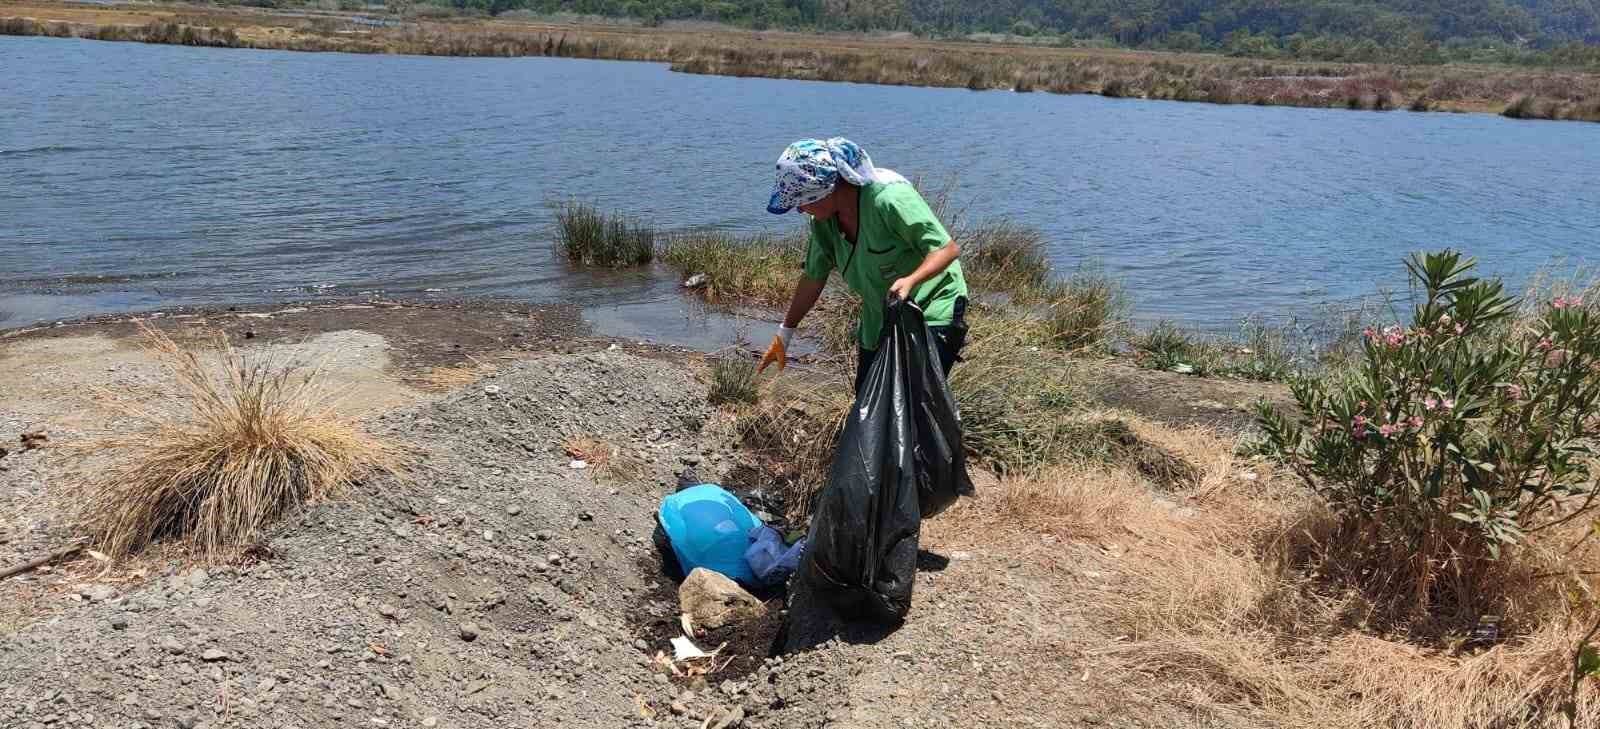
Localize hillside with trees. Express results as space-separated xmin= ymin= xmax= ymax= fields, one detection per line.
xmin=435 ymin=0 xmax=1600 ymax=63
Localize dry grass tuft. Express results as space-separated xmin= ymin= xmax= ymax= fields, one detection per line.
xmin=73 ymin=325 xmax=400 ymax=559
xmin=562 ymin=435 xmax=643 ymax=481
xmin=411 ymin=361 xmax=495 ymax=392
xmin=949 ymin=416 xmax=1600 ymax=727
xmin=731 ymin=372 xmax=854 ymax=522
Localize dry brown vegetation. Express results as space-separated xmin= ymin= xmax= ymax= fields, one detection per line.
xmin=929 ymin=417 xmax=1600 ymax=728
xmin=4 ymin=2 xmax=1600 ymax=121
xmin=562 ymin=434 xmax=643 ymax=481
xmin=410 ymin=361 xmax=495 ymax=391
xmin=71 ymin=324 xmax=400 ymax=559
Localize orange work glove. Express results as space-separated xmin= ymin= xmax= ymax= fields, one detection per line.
xmin=757 ymin=325 xmax=796 ymax=374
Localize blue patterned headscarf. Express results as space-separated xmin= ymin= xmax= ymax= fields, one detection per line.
xmin=767 ymin=138 xmax=905 ymax=215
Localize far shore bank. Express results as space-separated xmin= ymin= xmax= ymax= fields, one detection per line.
xmin=4 ymin=0 xmax=1600 ymax=122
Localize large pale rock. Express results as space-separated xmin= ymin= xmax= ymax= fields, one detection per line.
xmin=678 ymin=568 xmax=765 ymax=630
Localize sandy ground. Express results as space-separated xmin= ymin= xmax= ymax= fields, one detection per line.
xmin=0 ymin=302 xmax=1275 ymax=728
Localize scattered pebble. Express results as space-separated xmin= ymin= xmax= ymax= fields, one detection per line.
xmin=459 ymin=622 xmax=480 ymax=642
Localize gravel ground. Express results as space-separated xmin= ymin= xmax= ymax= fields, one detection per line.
xmin=0 ymin=321 xmax=1179 ymax=729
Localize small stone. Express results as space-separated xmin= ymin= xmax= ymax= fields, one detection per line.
xmin=381 ymin=683 xmax=401 ymax=700
xmin=535 ymin=531 xmax=553 ymax=542
xmin=633 ymin=639 xmax=648 ymax=651
xmin=950 ymin=551 xmax=973 ymax=561
xmin=421 ymin=719 xmax=438 ymax=728
xmin=710 ymin=706 xmax=746 ymax=729
xmin=577 ymin=511 xmax=593 ymax=522
xmin=82 ymin=584 xmax=117 ymax=602
xmin=459 ymin=622 xmax=479 ymax=642
xmin=185 ymin=570 xmax=209 ymax=589
xmin=483 ymin=385 xmax=501 ymax=396
xmin=377 ymin=604 xmax=399 ymax=619
xmin=654 ymin=673 xmax=669 ymax=685
xmin=159 ymin=636 xmax=185 ymax=655
xmin=109 ymin=614 xmax=129 ymax=630
xmin=992 ymin=690 xmax=1004 ymax=702
xmin=482 ymin=530 xmax=495 ymax=542
xmin=255 ymin=678 xmax=276 ymax=695
xmin=669 ymin=702 xmax=688 ymax=716
xmin=680 ymin=569 xmax=765 ymax=630
xmin=506 ymin=505 xmax=522 ymax=516
xmin=200 ymin=649 xmax=229 ymax=663
xmin=569 ymin=460 xmax=588 ymax=470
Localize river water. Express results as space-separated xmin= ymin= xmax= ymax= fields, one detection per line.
xmin=3 ymin=35 xmax=1597 ymax=345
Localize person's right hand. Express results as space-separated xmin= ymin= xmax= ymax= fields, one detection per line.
xmin=757 ymin=325 xmax=796 ymax=374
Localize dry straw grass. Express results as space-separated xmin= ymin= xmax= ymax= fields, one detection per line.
xmin=731 ymin=372 xmax=854 ymax=522
xmin=562 ymin=435 xmax=643 ymax=481
xmin=934 ymin=416 xmax=1600 ymax=728
xmin=412 ymin=361 xmax=495 ymax=392
xmin=72 ymin=325 xmax=399 ymax=559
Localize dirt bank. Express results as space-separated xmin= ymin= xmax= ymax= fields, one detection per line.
xmin=0 ymin=302 xmax=1274 ymax=728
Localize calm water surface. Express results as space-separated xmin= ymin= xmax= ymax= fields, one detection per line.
xmin=3 ymin=36 xmax=1597 ymax=344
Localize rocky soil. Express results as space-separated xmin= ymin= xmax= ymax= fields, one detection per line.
xmin=0 ymin=309 xmax=1216 ymax=729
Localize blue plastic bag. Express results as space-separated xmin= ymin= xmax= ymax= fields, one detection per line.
xmin=657 ymin=484 xmax=763 ymax=585
xmin=745 ymin=525 xmax=806 ymax=588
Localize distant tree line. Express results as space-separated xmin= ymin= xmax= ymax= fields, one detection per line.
xmin=266 ymin=0 xmax=1600 ymax=66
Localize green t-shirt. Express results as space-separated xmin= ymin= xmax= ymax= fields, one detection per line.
xmin=802 ymin=181 xmax=968 ymax=351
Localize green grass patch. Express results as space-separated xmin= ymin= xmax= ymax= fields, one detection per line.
xmin=706 ymin=355 xmax=760 ymax=406
xmin=555 ymin=202 xmax=655 ymax=268
xmin=659 ymin=232 xmax=804 ymax=307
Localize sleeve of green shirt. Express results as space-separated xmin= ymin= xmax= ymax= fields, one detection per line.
xmin=801 ymin=220 xmax=836 ymax=281
xmin=880 ymin=186 xmax=952 ymax=254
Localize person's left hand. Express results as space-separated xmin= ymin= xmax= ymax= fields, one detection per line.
xmin=888 ymin=276 xmax=917 ymax=301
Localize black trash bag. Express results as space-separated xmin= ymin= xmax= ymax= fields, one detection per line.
xmin=799 ymin=298 xmax=975 ymax=621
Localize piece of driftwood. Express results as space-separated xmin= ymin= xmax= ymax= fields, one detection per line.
xmin=0 ymin=542 xmax=87 ymax=580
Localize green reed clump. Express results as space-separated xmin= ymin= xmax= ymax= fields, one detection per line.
xmin=1038 ymin=267 xmax=1128 ymax=353
xmin=946 ymin=308 xmax=1099 ymax=474
xmin=555 ymin=202 xmax=655 ymax=268
xmin=1132 ymin=320 xmax=1219 ymax=375
xmin=659 ymin=231 xmax=803 ymax=307
xmin=707 ymin=355 xmax=760 ymax=406
xmin=960 ymin=221 xmax=1053 ymax=298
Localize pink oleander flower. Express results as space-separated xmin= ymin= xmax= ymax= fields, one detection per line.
xmin=1554 ymin=296 xmax=1570 ymax=310
xmin=1538 ymin=337 xmax=1554 ymax=352
xmin=1425 ymin=397 xmax=1439 ymax=411
xmin=1408 ymin=415 xmax=1424 ymax=429
xmin=1506 ymin=384 xmax=1524 ymax=400
xmin=1442 ymin=398 xmax=1455 ymax=411
xmin=1362 ymin=326 xmax=1376 ymax=340
xmin=1383 ymin=325 xmax=1405 ymax=347
xmin=1379 ymin=423 xmax=1398 ymax=438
